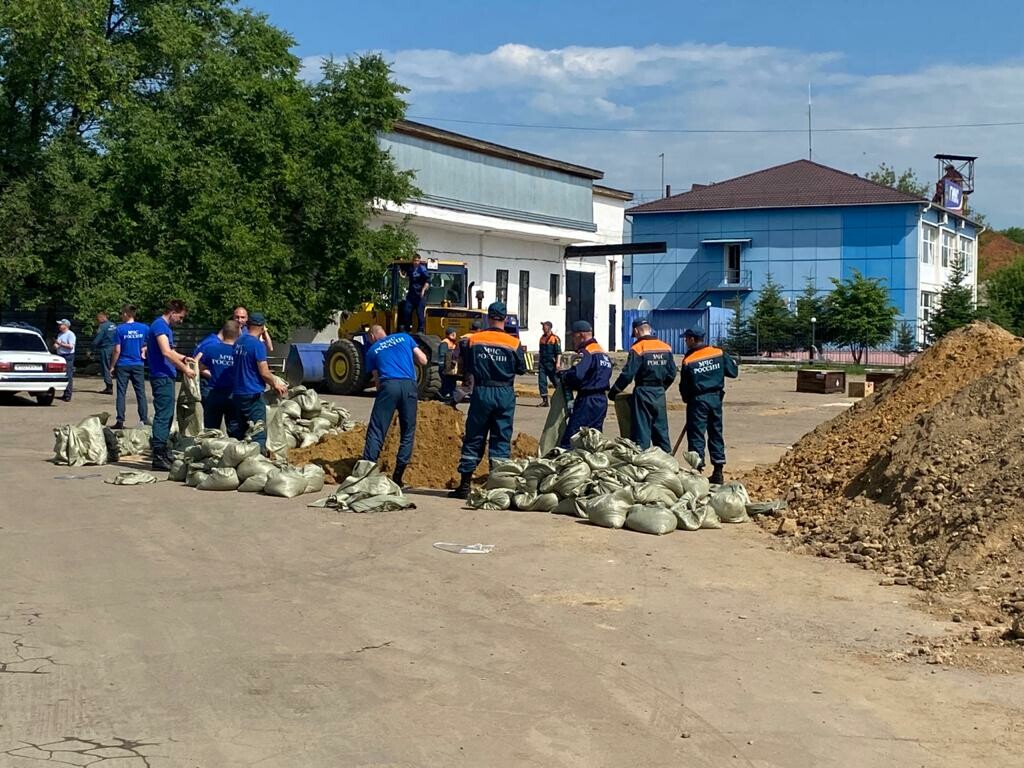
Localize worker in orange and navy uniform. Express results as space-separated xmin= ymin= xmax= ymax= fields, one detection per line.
xmin=680 ymin=327 xmax=738 ymax=484
xmin=608 ymin=317 xmax=677 ymax=451
xmin=438 ymin=326 xmax=459 ymax=403
xmin=559 ymin=320 xmax=613 ymax=448
xmin=449 ymin=302 xmax=527 ymax=499
xmin=536 ymin=320 xmax=561 ymax=407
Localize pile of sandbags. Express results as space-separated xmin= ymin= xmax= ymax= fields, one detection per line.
xmin=166 ymin=429 xmax=325 ymax=498
xmin=265 ymin=384 xmax=357 ymax=458
xmin=467 ymin=427 xmax=754 ymax=535
xmin=52 ymin=413 xmax=113 ymax=466
xmin=308 ymin=460 xmax=415 ymax=513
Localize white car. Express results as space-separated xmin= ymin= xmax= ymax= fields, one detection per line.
xmin=0 ymin=324 xmax=68 ymax=405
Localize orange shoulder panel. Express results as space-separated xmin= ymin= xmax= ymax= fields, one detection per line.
xmin=684 ymin=346 xmax=724 ymax=364
xmin=632 ymin=338 xmax=672 ymax=354
xmin=469 ymin=330 xmax=520 ymax=349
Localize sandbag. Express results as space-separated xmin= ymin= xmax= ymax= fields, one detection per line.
xmin=680 ymin=472 xmax=711 ymax=499
xmin=279 ymin=400 xmax=302 ymax=419
xmin=198 ymin=436 xmax=232 ymax=460
xmin=485 ymin=470 xmax=522 ymax=491
xmin=309 ymin=416 xmax=333 ymax=433
xmin=186 ymin=469 xmax=209 ymax=488
xmin=197 ymin=467 xmax=240 ymax=491
xmin=585 ymin=493 xmax=629 ymax=529
xmin=552 ymin=496 xmax=587 ymax=518
xmin=265 ymin=405 xmax=289 ymax=458
xmin=632 ymin=483 xmax=678 ymax=507
xmin=528 ymin=492 xmax=559 ymax=512
xmin=521 ymin=459 xmax=557 ymax=493
xmin=238 ymin=473 xmax=269 ymax=492
xmin=468 ymin=488 xmax=512 ymax=510
xmin=263 ymin=466 xmax=308 ymax=498
xmin=682 ymin=451 xmax=703 ymax=470
xmin=219 ymin=439 xmax=261 ymax=468
xmin=236 ymin=454 xmax=277 ymax=482
xmin=569 ymin=427 xmax=612 ymax=453
xmin=538 ymin=383 xmax=570 ymax=456
xmin=115 ymin=425 xmax=152 ymax=456
xmin=632 ymin=446 xmax=680 ymax=474
xmin=175 ymin=358 xmax=204 ymax=438
xmin=104 ymin=470 xmax=158 ymax=485
xmin=301 ymin=464 xmax=325 ymax=494
xmin=335 ymin=460 xmax=401 ymax=498
xmin=294 ymin=389 xmax=321 ymax=418
xmin=167 ymin=459 xmax=189 ymax=482
xmin=617 ymin=464 xmax=649 ymax=483
xmin=581 ymin=451 xmax=612 ymax=471
xmin=624 ymin=504 xmax=678 ymax=535
xmin=52 ymin=415 xmax=109 ymax=466
xmin=645 ymin=469 xmax=686 ymax=498
xmin=710 ymin=482 xmax=751 ymax=524
xmin=318 ymin=407 xmax=342 ymax=427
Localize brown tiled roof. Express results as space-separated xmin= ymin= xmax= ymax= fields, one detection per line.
xmin=627 ymin=159 xmax=925 ymax=214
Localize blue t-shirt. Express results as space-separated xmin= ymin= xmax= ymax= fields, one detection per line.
xmin=192 ymin=332 xmax=221 ymax=359
xmin=116 ymin=321 xmax=150 ymax=368
xmin=407 ymin=264 xmax=430 ymax=300
xmin=147 ymin=316 xmax=177 ymax=378
xmin=204 ymin=340 xmax=236 ymax=391
xmin=232 ymin=333 xmax=268 ymax=395
xmin=366 ymin=333 xmax=417 ymax=382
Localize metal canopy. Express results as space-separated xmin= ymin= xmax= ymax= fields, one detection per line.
xmin=701 ymin=238 xmax=752 ymax=244
xmin=563 ymin=241 xmax=667 ymax=258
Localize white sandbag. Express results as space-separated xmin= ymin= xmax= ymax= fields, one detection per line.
xmin=294 ymin=389 xmax=321 ymax=418
xmin=301 ymin=464 xmax=325 ymax=494
xmin=624 ymin=504 xmax=678 ymax=535
xmin=632 ymin=483 xmax=678 ymax=507
xmin=219 ymin=440 xmax=261 ymax=468
xmin=680 ymin=472 xmax=711 ymax=499
xmin=682 ymin=451 xmax=703 ymax=470
xmin=104 ymin=470 xmax=158 ymax=485
xmin=645 ymin=469 xmax=686 ymax=498
xmin=468 ymin=488 xmax=513 ymax=510
xmin=196 ymin=467 xmax=240 ymax=491
xmin=238 ymin=473 xmax=269 ymax=493
xmin=186 ymin=469 xmax=209 ymax=488
xmin=175 ymin=358 xmax=204 ymax=437
xmin=569 ymin=427 xmax=612 ymax=453
xmin=198 ymin=436 xmax=232 ymax=459
xmin=632 ymin=446 xmax=680 ymax=474
xmin=52 ymin=415 xmax=109 ymax=466
xmin=236 ymin=454 xmax=277 ymax=482
xmin=279 ymin=400 xmax=302 ymax=419
xmin=115 ymin=425 xmax=152 ymax=456
xmin=709 ymin=481 xmax=751 ymax=524
xmin=167 ymin=459 xmax=189 ymax=482
xmin=551 ymin=496 xmax=587 ymax=518
xmin=263 ymin=467 xmax=308 ymax=498
xmin=585 ymin=493 xmax=629 ymax=529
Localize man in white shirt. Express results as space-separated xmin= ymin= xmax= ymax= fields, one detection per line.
xmin=54 ymin=319 xmax=77 ymax=402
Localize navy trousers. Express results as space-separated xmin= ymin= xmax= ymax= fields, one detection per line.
xmin=98 ymin=348 xmax=113 ymax=388
xmin=686 ymin=393 xmax=726 ymax=467
xmin=149 ymin=377 xmax=175 ymax=451
xmin=559 ymin=393 xmax=608 ymax=449
xmin=537 ymin=360 xmax=558 ymax=397
xmin=115 ymin=365 xmax=148 ymax=424
xmin=458 ymin=385 xmax=515 ymax=475
xmin=363 ymin=379 xmax=418 ymax=466
xmin=204 ymin=388 xmax=241 ymax=435
xmin=232 ymin=394 xmax=267 ymax=449
xmin=59 ymin=354 xmax=75 ymax=399
xmin=407 ymin=296 xmax=426 ymax=332
xmin=630 ymin=386 xmax=671 ymax=452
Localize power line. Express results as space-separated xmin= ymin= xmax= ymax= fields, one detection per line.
xmin=407 ymin=115 xmax=1024 ymax=135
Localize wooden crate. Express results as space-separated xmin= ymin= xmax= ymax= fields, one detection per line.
xmin=796 ymin=369 xmax=846 ymax=394
xmin=848 ymin=380 xmax=874 ymax=398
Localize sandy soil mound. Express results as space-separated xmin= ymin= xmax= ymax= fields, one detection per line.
xmin=289 ymin=401 xmax=538 ymax=489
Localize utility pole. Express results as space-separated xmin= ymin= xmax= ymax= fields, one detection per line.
xmin=659 ymin=153 xmax=665 ymax=195
xmin=807 ymin=83 xmax=813 ymax=161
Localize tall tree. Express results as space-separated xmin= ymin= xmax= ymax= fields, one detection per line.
xmin=864 ymin=163 xmax=929 ymax=198
xmin=748 ymin=274 xmax=795 ymax=355
xmin=985 ymin=260 xmax=1024 ymax=335
xmin=894 ymin=321 xmax=917 ymax=361
xmin=925 ymin=256 xmax=976 ymax=342
xmin=723 ymin=306 xmax=755 ymax=356
xmin=793 ymin=275 xmax=825 ymax=351
xmin=823 ymin=271 xmax=897 ymax=364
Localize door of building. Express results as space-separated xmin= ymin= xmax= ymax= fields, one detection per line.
xmin=725 ymin=243 xmax=742 ymax=284
xmin=565 ymin=270 xmax=595 ymax=333
xmin=608 ymin=304 xmax=617 ymax=351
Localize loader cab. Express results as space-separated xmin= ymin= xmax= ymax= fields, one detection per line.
xmin=391 ymin=259 xmax=469 ymax=311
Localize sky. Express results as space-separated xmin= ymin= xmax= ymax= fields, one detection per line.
xmin=242 ymin=0 xmax=1024 ymax=226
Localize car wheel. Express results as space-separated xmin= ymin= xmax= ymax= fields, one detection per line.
xmin=35 ymin=390 xmax=55 ymax=406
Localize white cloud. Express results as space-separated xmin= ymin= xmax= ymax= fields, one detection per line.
xmin=304 ymin=43 xmax=1024 ymax=225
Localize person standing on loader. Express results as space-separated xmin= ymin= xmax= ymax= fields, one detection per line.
xmin=536 ymin=320 xmax=561 ymax=407
xmin=362 ymin=325 xmax=428 ymax=487
xmin=403 ymin=253 xmax=431 ymax=332
xmin=680 ymin=328 xmax=738 ymax=484
xmin=608 ymin=318 xmax=677 ymax=452
xmin=438 ymin=326 xmax=459 ymax=403
xmin=559 ymin=320 xmax=613 ymax=448
xmin=449 ymin=302 xmax=527 ymax=499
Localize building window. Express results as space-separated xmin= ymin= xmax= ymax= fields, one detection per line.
xmin=922 ymin=225 xmax=937 ymax=264
xmin=725 ymin=243 xmax=742 ymax=284
xmin=496 ymin=269 xmax=509 ymax=304
xmin=941 ymin=230 xmax=954 ymax=268
xmin=921 ymin=291 xmax=937 ymax=323
xmin=549 ymin=273 xmax=560 ymax=306
xmin=959 ymin=236 xmax=975 ymax=275
xmin=518 ymin=270 xmax=530 ymax=329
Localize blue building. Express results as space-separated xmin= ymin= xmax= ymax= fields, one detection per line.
xmin=626 ymin=160 xmax=979 ymax=344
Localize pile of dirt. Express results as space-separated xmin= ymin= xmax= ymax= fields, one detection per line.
xmin=745 ymin=322 xmax=1024 ymax=625
xmin=288 ymin=401 xmax=539 ymax=489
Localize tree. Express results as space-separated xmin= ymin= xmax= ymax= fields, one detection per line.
xmin=793 ymin=276 xmax=825 ymax=352
xmin=865 ymin=163 xmax=929 ymax=198
xmin=986 ymin=260 xmax=1024 ymax=335
xmin=926 ymin=256 xmax=976 ymax=342
xmin=894 ymin=321 xmax=917 ymax=361
xmin=823 ymin=270 xmax=898 ymax=365
xmin=1002 ymin=227 xmax=1024 ymax=245
xmin=0 ymin=2 xmax=416 ymax=335
xmin=723 ymin=306 xmax=756 ymax=356
xmin=748 ymin=274 xmax=795 ymax=355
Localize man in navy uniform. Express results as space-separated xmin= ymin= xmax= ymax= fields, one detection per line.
xmin=438 ymin=326 xmax=459 ymax=403
xmin=449 ymin=302 xmax=527 ymax=499
xmin=608 ymin=318 xmax=677 ymax=451
xmin=559 ymin=320 xmax=612 ymax=448
xmin=680 ymin=328 xmax=738 ymax=484
xmin=231 ymin=312 xmax=288 ymax=452
xmin=536 ymin=320 xmax=561 ymax=407
xmin=362 ymin=325 xmax=428 ymax=487
xmin=403 ymin=253 xmax=431 ymax=332
xmin=91 ymin=311 xmax=117 ymax=394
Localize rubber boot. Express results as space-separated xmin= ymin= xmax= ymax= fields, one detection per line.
xmin=151 ymin=448 xmax=173 ymax=472
xmin=540 ymin=396 xmax=549 ymax=408
xmin=447 ymin=472 xmax=473 ymax=499
xmin=709 ymin=464 xmax=725 ymax=485
xmin=392 ymin=464 xmax=408 ymax=489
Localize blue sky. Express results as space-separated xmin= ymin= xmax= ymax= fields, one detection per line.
xmin=243 ymin=0 xmax=1024 ymax=225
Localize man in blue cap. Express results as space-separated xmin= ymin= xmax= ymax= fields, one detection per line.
xmin=680 ymin=327 xmax=738 ymax=484
xmin=362 ymin=324 xmax=428 ymax=487
xmin=232 ymin=312 xmax=288 ymax=452
xmin=449 ymin=301 xmax=527 ymax=499
xmin=559 ymin=320 xmax=613 ymax=447
xmin=608 ymin=317 xmax=677 ymax=451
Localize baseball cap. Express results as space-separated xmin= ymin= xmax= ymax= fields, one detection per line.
xmin=57 ymin=319 xmax=71 ymax=326
xmin=571 ymin=320 xmax=593 ymax=333
xmin=487 ymin=302 xmax=507 ymax=319
xmin=683 ymin=327 xmax=706 ymax=340
xmin=631 ymin=317 xmax=649 ymax=329
xmin=444 ymin=326 xmax=457 ymax=335
xmin=247 ymin=312 xmax=267 ymax=326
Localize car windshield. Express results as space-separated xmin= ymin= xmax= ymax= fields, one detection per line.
xmin=0 ymin=332 xmax=47 ymax=353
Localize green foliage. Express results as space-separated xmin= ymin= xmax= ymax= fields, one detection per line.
xmin=723 ymin=306 xmax=756 ymax=356
xmin=0 ymin=1 xmax=415 ymax=334
xmin=925 ymin=256 xmax=976 ymax=342
xmin=793 ymin=275 xmax=824 ymax=349
xmin=894 ymin=321 xmax=917 ymax=358
xmin=823 ymin=270 xmax=898 ymax=365
xmin=748 ymin=274 xmax=795 ymax=355
xmin=864 ymin=163 xmax=929 ymax=198
xmin=986 ymin=260 xmax=1024 ymax=335
xmin=1002 ymin=227 xmax=1024 ymax=245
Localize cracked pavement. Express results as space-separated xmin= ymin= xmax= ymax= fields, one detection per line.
xmin=1 ymin=376 xmax=1023 ymax=766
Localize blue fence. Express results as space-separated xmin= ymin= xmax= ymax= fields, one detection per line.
xmin=622 ymin=307 xmax=734 ymax=354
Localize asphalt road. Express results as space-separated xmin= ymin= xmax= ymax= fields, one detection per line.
xmin=1 ymin=372 xmax=1021 ymax=767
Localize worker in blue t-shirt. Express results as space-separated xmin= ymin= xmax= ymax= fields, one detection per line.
xmin=401 ymin=253 xmax=431 ymax=332
xmin=362 ymin=325 xmax=428 ymax=488
xmin=232 ymin=312 xmax=288 ymax=452
xmin=147 ymin=299 xmax=197 ymax=470
xmin=199 ymin=320 xmax=241 ymax=433
xmin=109 ymin=304 xmax=149 ymax=429
xmin=192 ymin=327 xmax=223 ymax=401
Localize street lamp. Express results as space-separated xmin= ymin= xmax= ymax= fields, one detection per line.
xmin=810 ymin=316 xmax=817 ymax=361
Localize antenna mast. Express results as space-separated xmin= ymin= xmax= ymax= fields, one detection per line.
xmin=807 ymin=83 xmax=813 ymax=161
